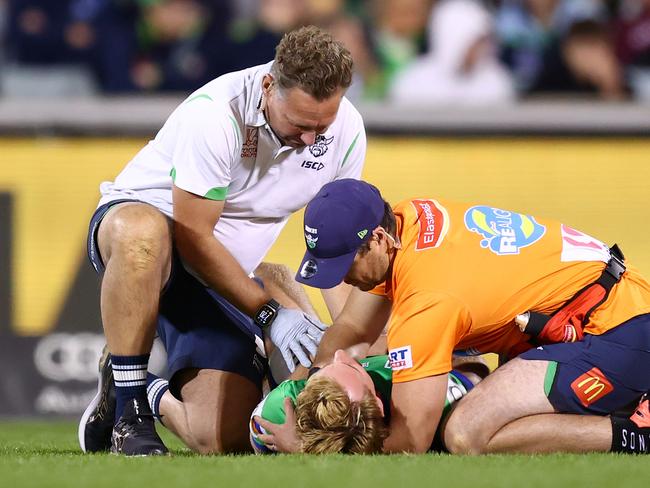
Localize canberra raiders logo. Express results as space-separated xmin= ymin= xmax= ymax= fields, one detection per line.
xmin=305 ymin=224 xmax=318 ymax=249
xmin=308 ymin=135 xmax=334 ymax=157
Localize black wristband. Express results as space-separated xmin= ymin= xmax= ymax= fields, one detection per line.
xmin=253 ymin=299 xmax=281 ymax=329
xmin=307 ymin=366 xmax=321 ymax=378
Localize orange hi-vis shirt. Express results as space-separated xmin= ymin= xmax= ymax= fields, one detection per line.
xmin=375 ymin=198 xmax=650 ymax=383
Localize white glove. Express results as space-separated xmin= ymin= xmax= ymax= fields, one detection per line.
xmin=267 ymin=307 xmax=327 ymax=372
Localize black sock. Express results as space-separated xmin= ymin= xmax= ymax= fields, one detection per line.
xmin=611 ymin=416 xmax=650 ymax=454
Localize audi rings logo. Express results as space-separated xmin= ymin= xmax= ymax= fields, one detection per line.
xmin=34 ymin=333 xmax=104 ymax=382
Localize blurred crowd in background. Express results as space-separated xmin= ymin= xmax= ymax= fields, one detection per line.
xmin=1 ymin=0 xmax=649 ymax=104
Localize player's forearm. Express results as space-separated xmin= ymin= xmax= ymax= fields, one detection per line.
xmin=314 ymin=289 xmax=391 ymax=365
xmin=384 ymin=375 xmax=448 ymax=453
xmin=175 ymin=228 xmax=270 ymax=316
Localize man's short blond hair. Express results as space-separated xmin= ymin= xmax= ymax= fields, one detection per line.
xmin=271 ymin=25 xmax=353 ymax=101
xmin=294 ymin=376 xmax=388 ymax=454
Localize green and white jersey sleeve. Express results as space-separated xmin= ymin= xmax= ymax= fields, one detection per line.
xmin=257 ymin=379 xmax=307 ymax=425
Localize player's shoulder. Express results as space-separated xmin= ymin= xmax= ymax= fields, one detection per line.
xmin=179 ymin=62 xmax=270 ymax=116
xmin=359 ymin=355 xmax=390 ymax=372
xmin=198 ymin=62 xmax=270 ymax=98
xmin=393 ymin=197 xmax=464 ymax=231
xmin=260 ymin=379 xmax=306 ymax=424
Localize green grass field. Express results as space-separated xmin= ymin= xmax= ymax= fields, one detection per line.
xmin=1 ymin=421 xmax=648 ymax=488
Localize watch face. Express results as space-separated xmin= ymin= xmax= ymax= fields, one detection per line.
xmin=255 ymin=300 xmax=280 ymax=327
xmin=256 ymin=303 xmax=277 ymax=327
xmin=258 ymin=306 xmax=275 ymax=324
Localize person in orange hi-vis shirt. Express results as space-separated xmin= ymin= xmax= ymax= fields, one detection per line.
xmin=259 ymin=179 xmax=650 ymax=455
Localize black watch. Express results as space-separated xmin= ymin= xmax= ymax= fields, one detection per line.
xmin=253 ymin=299 xmax=281 ymax=328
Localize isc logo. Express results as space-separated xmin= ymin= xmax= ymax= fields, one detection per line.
xmin=388 ymin=345 xmax=413 ymax=371
xmin=301 ymin=161 xmax=325 ymax=171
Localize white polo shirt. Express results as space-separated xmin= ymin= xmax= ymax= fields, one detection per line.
xmin=98 ymin=62 xmax=366 ymax=274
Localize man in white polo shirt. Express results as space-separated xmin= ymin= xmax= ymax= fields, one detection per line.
xmin=78 ymin=25 xmax=366 ymax=456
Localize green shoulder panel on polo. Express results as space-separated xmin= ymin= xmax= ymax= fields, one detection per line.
xmin=204 ymin=186 xmax=228 ymax=200
xmin=169 ymin=168 xmax=228 ymax=200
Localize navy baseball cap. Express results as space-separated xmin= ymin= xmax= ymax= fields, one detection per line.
xmin=296 ymin=179 xmax=385 ymax=289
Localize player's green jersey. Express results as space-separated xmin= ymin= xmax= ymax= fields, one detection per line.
xmin=249 ymin=355 xmax=473 ymax=453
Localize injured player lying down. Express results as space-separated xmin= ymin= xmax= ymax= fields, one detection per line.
xmin=250 ymin=350 xmax=487 ymax=453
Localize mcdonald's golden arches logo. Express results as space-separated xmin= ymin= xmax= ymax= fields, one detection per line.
xmin=570 ymin=367 xmax=614 ymax=407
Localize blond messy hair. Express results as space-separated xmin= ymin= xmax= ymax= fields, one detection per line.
xmin=295 ymin=376 xmax=388 ymax=454
xmin=271 ymin=25 xmax=353 ymax=101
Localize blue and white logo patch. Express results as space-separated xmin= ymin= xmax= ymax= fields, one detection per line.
xmin=464 ymin=206 xmax=546 ymax=255
xmin=388 ymin=345 xmax=413 ymax=371
xmin=305 ymin=225 xmax=318 ymax=249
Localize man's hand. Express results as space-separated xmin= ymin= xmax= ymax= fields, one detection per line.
xmin=267 ymin=307 xmax=327 ymax=372
xmin=254 ymin=398 xmax=300 ymax=453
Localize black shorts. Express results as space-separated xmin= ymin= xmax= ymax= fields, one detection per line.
xmin=87 ymin=199 xmax=266 ymax=389
xmin=520 ymin=313 xmax=650 ymax=415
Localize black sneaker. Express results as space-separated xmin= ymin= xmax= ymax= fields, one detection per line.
xmin=111 ymin=397 xmax=169 ymax=456
xmin=78 ymin=345 xmax=115 ymax=453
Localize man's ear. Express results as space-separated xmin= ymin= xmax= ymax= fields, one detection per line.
xmin=262 ymin=74 xmax=274 ymax=95
xmin=375 ymin=393 xmax=385 ymax=417
xmin=373 ymin=226 xmax=401 ymax=250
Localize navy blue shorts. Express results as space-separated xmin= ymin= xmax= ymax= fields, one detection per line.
xmin=87 ymin=200 xmax=266 ymax=389
xmin=520 ymin=313 xmax=650 ymax=415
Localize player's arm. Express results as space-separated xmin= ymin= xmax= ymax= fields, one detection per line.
xmin=384 ymin=374 xmax=449 ymax=453
xmin=172 ymin=185 xmax=270 ymax=315
xmin=170 ymin=103 xmax=326 ymax=370
xmin=382 ymin=292 xmax=470 ymax=452
xmin=168 ymin=101 xmax=270 ymax=315
xmin=174 ymin=187 xmax=325 ymax=371
xmin=313 ymin=287 xmax=391 ymax=366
